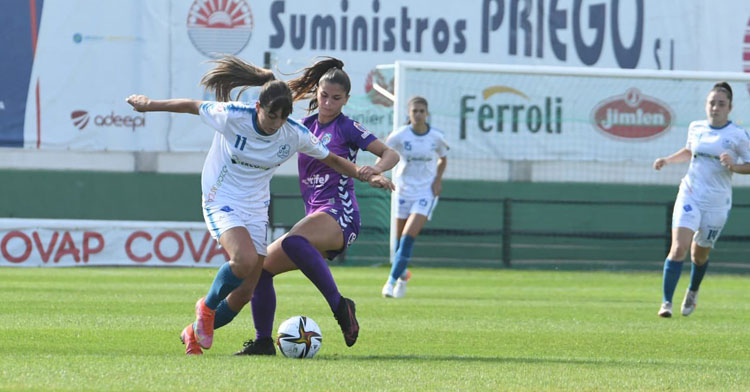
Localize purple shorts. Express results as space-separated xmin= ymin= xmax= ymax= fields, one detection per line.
xmin=321 ymin=206 xmax=361 ymax=260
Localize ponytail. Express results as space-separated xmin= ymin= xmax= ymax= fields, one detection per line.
xmin=200 ymin=55 xmax=293 ymax=117
xmin=200 ymin=55 xmax=276 ymax=102
xmin=287 ymin=57 xmax=350 ymax=113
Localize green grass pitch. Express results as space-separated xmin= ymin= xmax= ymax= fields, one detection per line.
xmin=1 ymin=266 xmax=749 ymax=391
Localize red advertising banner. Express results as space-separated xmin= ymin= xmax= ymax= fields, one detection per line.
xmin=0 ymin=219 xmax=228 ymax=267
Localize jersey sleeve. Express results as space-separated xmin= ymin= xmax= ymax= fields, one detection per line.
xmin=385 ymin=130 xmax=402 ymax=152
xmin=345 ymin=120 xmax=378 ymax=151
xmin=298 ymin=128 xmax=330 ymax=160
xmin=435 ymin=131 xmax=450 ymax=158
xmin=685 ymin=122 xmax=698 ymax=152
xmin=199 ymin=101 xmax=244 ymax=139
xmin=736 ymin=129 xmax=750 ymax=163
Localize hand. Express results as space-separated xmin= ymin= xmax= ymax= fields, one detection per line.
xmin=357 ymin=165 xmax=381 ymax=182
xmin=653 ymin=158 xmax=667 ymax=171
xmin=720 ymin=153 xmax=734 ymax=170
xmin=126 ymin=94 xmax=151 ymax=112
xmin=368 ymin=174 xmax=395 ymax=191
xmin=432 ymin=181 xmax=443 ymax=196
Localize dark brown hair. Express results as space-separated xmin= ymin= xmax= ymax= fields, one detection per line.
xmin=287 ymin=57 xmax=350 ymax=113
xmin=200 ymin=55 xmax=293 ymax=117
xmin=711 ymin=81 xmax=733 ymax=104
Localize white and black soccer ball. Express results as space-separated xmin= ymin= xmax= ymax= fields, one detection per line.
xmin=276 ymin=316 xmax=322 ymax=358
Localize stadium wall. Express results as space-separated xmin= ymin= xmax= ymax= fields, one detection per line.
xmin=4 ymin=170 xmax=749 ymax=268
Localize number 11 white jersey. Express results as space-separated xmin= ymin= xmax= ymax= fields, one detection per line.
xmin=199 ymin=101 xmax=329 ymax=207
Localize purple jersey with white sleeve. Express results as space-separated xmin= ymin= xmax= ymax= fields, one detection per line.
xmin=298 ymin=113 xmax=377 ymax=215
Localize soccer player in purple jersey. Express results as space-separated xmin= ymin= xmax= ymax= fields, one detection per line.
xmin=206 ymin=58 xmax=400 ymax=355
xmin=127 ymin=56 xmax=393 ymax=356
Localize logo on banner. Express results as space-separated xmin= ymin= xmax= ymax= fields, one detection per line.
xmin=459 ymin=86 xmax=563 ymax=140
xmin=71 ymin=110 xmax=145 ymax=132
xmin=71 ymin=111 xmax=91 ymax=130
xmin=592 ymin=88 xmax=673 ymax=140
xmin=187 ymin=0 xmax=254 ymax=58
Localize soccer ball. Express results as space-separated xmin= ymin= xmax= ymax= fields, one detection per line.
xmin=276 ymin=316 xmax=323 ymax=358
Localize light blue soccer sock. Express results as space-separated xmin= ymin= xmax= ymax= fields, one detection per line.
xmin=662 ymin=258 xmax=683 ymax=303
xmin=389 ymin=235 xmax=415 ymax=284
xmin=205 ymin=262 xmax=243 ymax=309
xmin=213 ymin=299 xmax=238 ymax=330
xmin=688 ymin=261 xmax=709 ymax=291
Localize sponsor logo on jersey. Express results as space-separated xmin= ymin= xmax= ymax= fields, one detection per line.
xmin=71 ymin=110 xmax=145 ymax=131
xmin=187 ymin=0 xmax=254 ymax=59
xmin=302 ymin=174 xmax=330 ymax=188
xmin=353 ymin=121 xmax=371 ymax=138
xmin=230 ymin=155 xmax=274 ymax=170
xmin=592 ymin=88 xmax=673 ymax=139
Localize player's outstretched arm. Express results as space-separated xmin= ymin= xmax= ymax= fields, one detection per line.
xmin=432 ymin=156 xmax=448 ymax=196
xmin=653 ymin=148 xmax=691 ymax=170
xmin=364 ymin=140 xmax=399 ymax=178
xmin=126 ymin=94 xmax=201 ymax=115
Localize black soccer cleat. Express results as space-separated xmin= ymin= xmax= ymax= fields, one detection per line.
xmin=233 ymin=337 xmax=276 ymax=356
xmin=333 ymin=296 xmax=359 ymax=347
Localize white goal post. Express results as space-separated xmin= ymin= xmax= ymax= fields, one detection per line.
xmin=374 ymin=60 xmax=750 ymax=263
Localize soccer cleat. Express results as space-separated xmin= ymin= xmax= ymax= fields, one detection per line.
xmin=381 ymin=281 xmax=394 ymax=298
xmin=400 ymin=269 xmax=412 ymax=281
xmin=681 ymin=289 xmax=698 ymax=316
xmin=180 ymin=323 xmax=203 ymax=355
xmin=393 ymin=278 xmax=408 ymax=298
xmin=658 ymin=301 xmax=673 ymax=318
xmin=194 ymin=297 xmax=216 ymax=349
xmin=233 ymin=337 xmax=276 ymax=356
xmin=333 ymin=296 xmax=359 ymax=347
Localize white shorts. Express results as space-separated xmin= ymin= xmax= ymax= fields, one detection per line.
xmin=672 ymin=192 xmax=729 ymax=248
xmin=396 ymin=195 xmax=439 ymax=220
xmin=202 ymin=201 xmax=269 ymax=256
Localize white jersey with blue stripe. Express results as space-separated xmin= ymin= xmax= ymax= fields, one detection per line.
xmin=680 ymin=120 xmax=750 ymax=211
xmin=199 ymin=101 xmax=329 ymax=207
xmin=386 ymin=125 xmax=449 ymax=199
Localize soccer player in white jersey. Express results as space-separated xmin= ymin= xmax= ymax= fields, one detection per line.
xmin=380 ymin=96 xmax=449 ymax=298
xmin=653 ymin=82 xmax=750 ymax=317
xmin=125 ymin=56 xmax=393 ymax=355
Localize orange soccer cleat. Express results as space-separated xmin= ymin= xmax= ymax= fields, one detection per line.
xmin=180 ymin=323 xmax=203 ymax=355
xmin=193 ymin=297 xmax=216 ymax=349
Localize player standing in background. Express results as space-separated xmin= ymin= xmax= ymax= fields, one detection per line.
xmin=653 ymin=81 xmax=750 ymax=317
xmin=207 ymin=57 xmax=400 ymax=355
xmin=381 ymin=96 xmax=449 ymax=298
xmin=125 ymin=56 xmax=393 ymax=355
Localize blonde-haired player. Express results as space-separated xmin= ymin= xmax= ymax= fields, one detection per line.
xmin=381 ymin=96 xmax=449 ymax=298
xmin=654 ymin=81 xmax=750 ymax=317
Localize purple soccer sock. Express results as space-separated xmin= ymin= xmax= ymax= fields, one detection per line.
xmin=281 ymin=235 xmax=342 ymax=311
xmin=251 ymin=269 xmax=276 ymax=339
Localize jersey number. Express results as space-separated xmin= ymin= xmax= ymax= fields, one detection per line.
xmin=234 ymin=135 xmax=247 ymax=151
xmin=706 ymin=229 xmax=719 ymax=241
